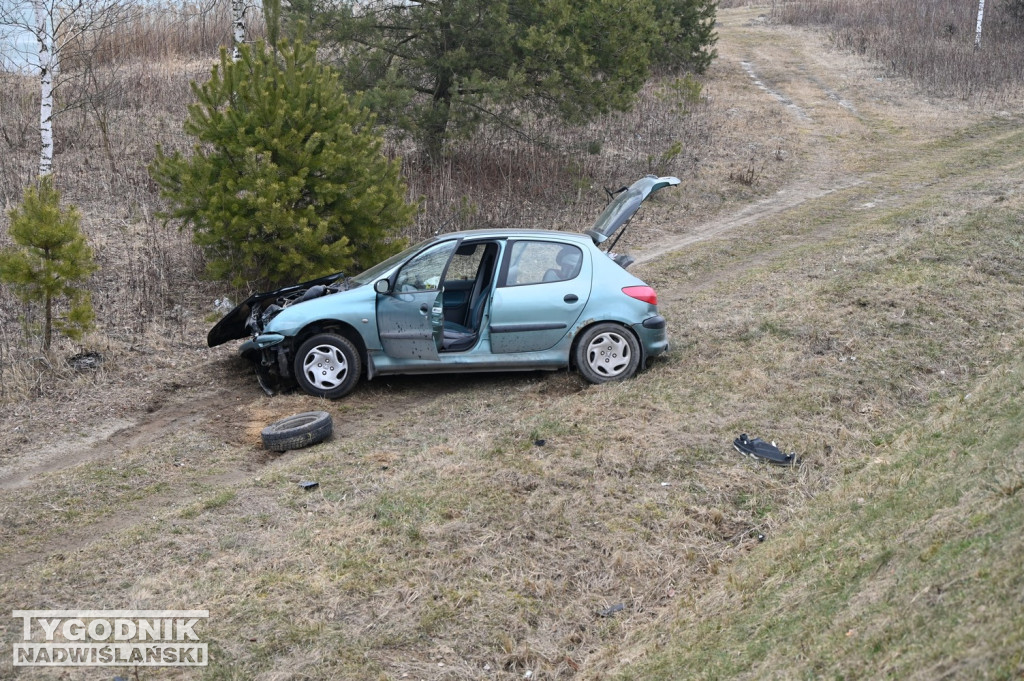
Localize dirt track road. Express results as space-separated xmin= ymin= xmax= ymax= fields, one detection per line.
xmin=636 ymin=6 xmax=994 ymax=263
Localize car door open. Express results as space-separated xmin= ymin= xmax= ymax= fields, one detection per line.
xmin=376 ymin=240 xmax=459 ymax=360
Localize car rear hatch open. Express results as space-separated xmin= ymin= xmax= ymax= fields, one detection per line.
xmin=586 ymin=175 xmax=681 ymax=249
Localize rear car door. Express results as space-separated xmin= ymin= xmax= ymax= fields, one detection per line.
xmin=488 ymin=240 xmax=592 ymax=353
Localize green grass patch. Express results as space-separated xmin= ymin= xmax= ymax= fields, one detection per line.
xmin=620 ymin=353 xmax=1024 ymax=680
xmin=180 ymin=489 xmax=237 ymax=518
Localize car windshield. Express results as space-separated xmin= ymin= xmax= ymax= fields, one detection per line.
xmin=349 ymin=241 xmax=428 ymax=286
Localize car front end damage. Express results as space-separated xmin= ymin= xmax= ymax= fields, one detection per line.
xmin=207 ymin=272 xmax=352 ymax=394
xmin=240 ymin=334 xmax=292 ymax=395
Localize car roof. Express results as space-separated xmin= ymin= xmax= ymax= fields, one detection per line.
xmin=433 ymin=175 xmax=680 ymax=248
xmin=428 ymin=228 xmax=593 ymax=244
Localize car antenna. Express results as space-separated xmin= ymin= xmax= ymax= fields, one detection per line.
xmin=433 ymin=213 xmax=459 ymax=235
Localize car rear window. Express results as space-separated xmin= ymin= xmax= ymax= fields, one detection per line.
xmin=504 ymin=242 xmax=582 ymax=286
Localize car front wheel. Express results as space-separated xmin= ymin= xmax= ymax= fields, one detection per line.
xmin=574 ymin=323 xmax=641 ymax=384
xmin=294 ymin=333 xmax=362 ymax=399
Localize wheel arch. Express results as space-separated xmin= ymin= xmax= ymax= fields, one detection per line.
xmin=294 ymin=321 xmax=369 ymax=376
xmin=569 ymin=319 xmax=646 ymax=371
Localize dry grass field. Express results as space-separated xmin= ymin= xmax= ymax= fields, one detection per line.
xmin=2 ymin=4 xmax=1024 ymax=680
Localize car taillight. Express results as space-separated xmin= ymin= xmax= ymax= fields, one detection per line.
xmin=622 ymin=286 xmax=657 ymax=305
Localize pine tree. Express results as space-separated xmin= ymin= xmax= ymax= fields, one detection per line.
xmin=0 ymin=177 xmax=97 ymax=352
xmin=289 ymin=0 xmax=668 ymax=160
xmin=149 ymin=37 xmax=415 ymax=290
xmin=650 ymin=0 xmax=718 ymax=75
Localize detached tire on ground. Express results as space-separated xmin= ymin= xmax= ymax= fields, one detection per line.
xmin=261 ymin=411 xmax=333 ymax=452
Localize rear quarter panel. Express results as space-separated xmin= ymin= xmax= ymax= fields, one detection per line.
xmin=579 ymin=250 xmax=655 ymax=324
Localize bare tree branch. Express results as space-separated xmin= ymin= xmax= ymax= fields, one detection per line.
xmin=0 ymin=0 xmax=141 ymax=175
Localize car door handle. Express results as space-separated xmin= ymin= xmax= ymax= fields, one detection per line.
xmin=420 ymin=303 xmax=429 ymax=313
xmin=564 ymin=294 xmax=579 ymax=303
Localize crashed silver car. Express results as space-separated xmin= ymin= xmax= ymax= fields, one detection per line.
xmin=209 ymin=175 xmax=678 ymax=398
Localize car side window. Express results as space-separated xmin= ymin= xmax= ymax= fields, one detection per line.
xmin=395 ymin=241 xmax=458 ymax=292
xmin=445 ymin=243 xmax=485 ymax=281
xmin=504 ymin=242 xmax=582 ymax=287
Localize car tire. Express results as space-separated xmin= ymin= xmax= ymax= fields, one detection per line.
xmin=293 ymin=333 xmax=362 ymax=399
xmin=261 ymin=411 xmax=333 ymax=452
xmin=574 ymin=323 xmax=641 ymax=384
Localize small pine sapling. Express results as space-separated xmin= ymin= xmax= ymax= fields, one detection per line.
xmin=0 ymin=176 xmax=97 ymax=352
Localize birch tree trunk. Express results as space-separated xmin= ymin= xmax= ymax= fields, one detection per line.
xmin=0 ymin=0 xmax=138 ymax=177
xmin=232 ymin=0 xmax=246 ymax=61
xmin=33 ymin=0 xmax=55 ymax=177
xmin=975 ymin=0 xmax=986 ymax=49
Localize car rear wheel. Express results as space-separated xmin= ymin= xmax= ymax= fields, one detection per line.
xmin=294 ymin=333 xmax=362 ymax=399
xmin=574 ymin=323 xmax=641 ymax=384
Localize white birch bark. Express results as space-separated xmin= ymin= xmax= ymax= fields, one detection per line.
xmin=34 ymin=0 xmax=54 ymax=177
xmin=0 ymin=0 xmax=138 ymax=176
xmin=232 ymin=0 xmax=246 ymax=61
xmin=975 ymin=0 xmax=985 ymax=49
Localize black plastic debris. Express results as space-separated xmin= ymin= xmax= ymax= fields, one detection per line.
xmin=733 ymin=434 xmax=796 ymax=465
xmin=597 ymin=603 xmax=625 ymax=617
xmin=68 ymin=351 xmax=103 ymax=371
xmin=298 ymin=480 xmax=319 ymax=490
xmin=534 ymin=439 xmax=546 ymax=447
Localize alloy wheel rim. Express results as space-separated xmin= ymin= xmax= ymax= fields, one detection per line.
xmin=586 ymin=332 xmax=630 ymax=377
xmin=302 ymin=345 xmax=349 ymax=389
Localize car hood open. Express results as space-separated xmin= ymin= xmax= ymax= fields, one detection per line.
xmin=585 ymin=175 xmax=680 ymax=246
xmin=207 ymin=272 xmax=346 ymax=347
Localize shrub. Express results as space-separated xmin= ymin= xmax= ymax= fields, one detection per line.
xmin=150 ymin=37 xmax=415 ymax=290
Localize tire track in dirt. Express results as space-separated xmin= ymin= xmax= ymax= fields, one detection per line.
xmin=634 ymin=119 xmax=1024 ymax=273
xmin=629 ymin=8 xmax=870 ymax=266
xmin=0 ymin=387 xmax=244 ymax=491
xmin=740 ymin=60 xmax=813 ymax=121
xmin=0 ymin=386 xmax=249 ymax=571
xmin=2 ymin=467 xmax=261 ymax=574
xmin=634 ymin=6 xmax=1006 ymax=273
xmin=632 ymin=174 xmax=863 ymax=267
xmin=0 ymin=375 xmax=447 ymax=571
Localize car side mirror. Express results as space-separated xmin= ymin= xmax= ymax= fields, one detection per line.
xmin=374 ymin=279 xmax=392 ymax=295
